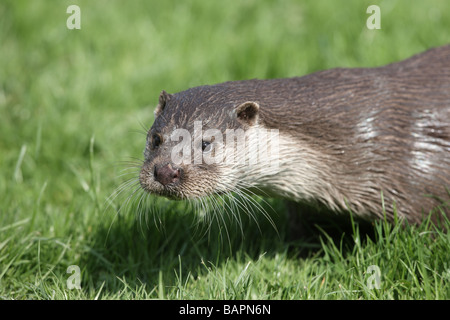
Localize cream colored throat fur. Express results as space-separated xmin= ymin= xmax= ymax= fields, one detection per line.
xmin=218 ymin=127 xmax=352 ymax=216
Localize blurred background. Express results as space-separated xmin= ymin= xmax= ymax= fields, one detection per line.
xmin=1 ymin=0 xmax=449 ymax=299
xmin=2 ymin=0 xmax=449 ymax=220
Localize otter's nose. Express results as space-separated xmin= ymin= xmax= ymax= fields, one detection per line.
xmin=154 ymin=163 xmax=182 ymax=186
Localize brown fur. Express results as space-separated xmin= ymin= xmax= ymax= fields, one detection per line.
xmin=140 ymin=45 xmax=450 ymax=224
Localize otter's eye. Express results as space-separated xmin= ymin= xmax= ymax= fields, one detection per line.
xmin=151 ymin=134 xmax=162 ymax=150
xmin=202 ymin=141 xmax=212 ymax=153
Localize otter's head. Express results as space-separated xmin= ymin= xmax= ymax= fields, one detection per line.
xmin=139 ymin=87 xmax=262 ymax=200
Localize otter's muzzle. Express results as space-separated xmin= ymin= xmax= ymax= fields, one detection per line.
xmin=154 ymin=163 xmax=182 ymax=186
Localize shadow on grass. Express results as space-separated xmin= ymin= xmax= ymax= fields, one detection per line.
xmin=81 ymin=197 xmax=379 ymax=298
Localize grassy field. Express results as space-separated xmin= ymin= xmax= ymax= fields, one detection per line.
xmin=1 ymin=0 xmax=450 ymax=300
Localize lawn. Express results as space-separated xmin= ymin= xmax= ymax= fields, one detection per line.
xmin=1 ymin=0 xmax=450 ymax=300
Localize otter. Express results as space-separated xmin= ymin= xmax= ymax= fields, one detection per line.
xmin=139 ymin=45 xmax=450 ymax=226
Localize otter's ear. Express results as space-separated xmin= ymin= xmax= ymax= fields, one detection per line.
xmin=235 ymin=101 xmax=260 ymax=126
xmin=154 ymin=90 xmax=171 ymax=118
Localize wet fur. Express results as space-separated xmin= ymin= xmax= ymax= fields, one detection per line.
xmin=140 ymin=45 xmax=450 ymax=225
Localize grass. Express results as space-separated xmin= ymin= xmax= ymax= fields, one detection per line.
xmin=1 ymin=0 xmax=450 ymax=300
